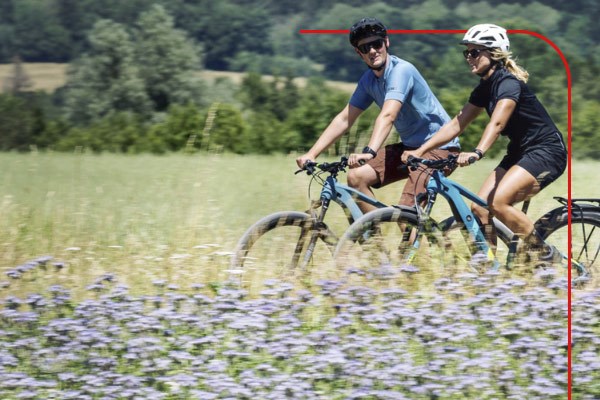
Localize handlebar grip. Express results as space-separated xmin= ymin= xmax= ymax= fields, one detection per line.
xmin=468 ymin=156 xmax=477 ymax=164
xmin=298 ymin=161 xmax=316 ymax=175
xmin=358 ymin=159 xmax=366 ymax=166
xmin=405 ymin=155 xmax=420 ymax=170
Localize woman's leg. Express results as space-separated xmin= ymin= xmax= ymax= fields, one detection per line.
xmin=472 ymin=167 xmax=507 ymax=250
xmin=487 ymin=165 xmax=540 ymax=238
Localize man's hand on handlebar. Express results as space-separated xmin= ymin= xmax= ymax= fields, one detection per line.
xmin=296 ymin=153 xmax=316 ymax=170
xmin=401 ymin=149 xmax=423 ymax=164
xmin=348 ymin=153 xmax=373 ymax=168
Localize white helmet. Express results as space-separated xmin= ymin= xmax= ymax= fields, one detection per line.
xmin=460 ymin=24 xmax=510 ymax=52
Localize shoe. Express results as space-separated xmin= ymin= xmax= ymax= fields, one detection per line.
xmin=535 ymin=244 xmax=564 ymax=268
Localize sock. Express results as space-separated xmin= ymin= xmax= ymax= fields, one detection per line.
xmin=524 ymin=229 xmax=547 ymax=251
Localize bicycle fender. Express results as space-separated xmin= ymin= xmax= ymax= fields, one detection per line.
xmin=535 ymin=204 xmax=600 ymax=232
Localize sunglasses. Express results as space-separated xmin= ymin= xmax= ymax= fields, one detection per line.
xmin=357 ymin=38 xmax=385 ymax=54
xmin=462 ymin=48 xmax=488 ymax=59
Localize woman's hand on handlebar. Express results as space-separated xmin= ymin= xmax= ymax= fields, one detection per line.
xmin=457 ymin=151 xmax=480 ymax=167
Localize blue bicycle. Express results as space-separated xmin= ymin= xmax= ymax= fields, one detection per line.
xmin=230 ymin=157 xmax=389 ymax=273
xmin=334 ymin=155 xmax=598 ymax=285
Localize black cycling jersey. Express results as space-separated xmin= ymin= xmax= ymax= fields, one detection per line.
xmin=468 ymin=67 xmax=565 ymax=156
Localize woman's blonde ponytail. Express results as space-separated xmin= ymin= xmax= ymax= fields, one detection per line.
xmin=492 ymin=49 xmax=529 ymax=83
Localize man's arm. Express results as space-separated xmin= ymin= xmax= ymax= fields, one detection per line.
xmin=296 ymin=104 xmax=363 ymax=168
xmin=367 ymin=99 xmax=402 ymax=152
xmin=348 ymin=99 xmax=401 ymax=166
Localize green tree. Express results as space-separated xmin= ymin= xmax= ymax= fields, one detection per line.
xmin=193 ymin=3 xmax=273 ymax=70
xmin=55 ymin=0 xmax=90 ymax=54
xmin=206 ymin=104 xmax=247 ymax=153
xmin=238 ymin=73 xmax=271 ymax=113
xmin=268 ymin=75 xmax=299 ymax=121
xmin=285 ymin=78 xmax=349 ymax=153
xmin=143 ymin=103 xmax=205 ymax=153
xmin=55 ymin=112 xmax=145 ymax=152
xmin=0 ymin=93 xmax=45 ymax=151
xmin=134 ymin=5 xmax=203 ymax=112
xmin=12 ymin=0 xmax=72 ymax=61
xmin=63 ymin=19 xmax=152 ymax=124
xmin=242 ymin=111 xmax=285 ymax=154
xmin=572 ymin=99 xmax=600 ymax=159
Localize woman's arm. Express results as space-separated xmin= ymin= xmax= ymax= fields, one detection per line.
xmin=401 ymin=102 xmax=483 ymax=162
xmin=456 ymin=98 xmax=516 ymax=165
xmin=473 ymin=98 xmax=516 ymax=155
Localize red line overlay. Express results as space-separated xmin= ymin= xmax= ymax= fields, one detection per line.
xmin=300 ymin=28 xmax=573 ymax=399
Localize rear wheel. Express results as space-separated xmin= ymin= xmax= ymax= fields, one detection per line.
xmin=535 ymin=208 xmax=600 ymax=285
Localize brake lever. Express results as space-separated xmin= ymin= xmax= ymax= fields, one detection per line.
xmin=296 ymin=161 xmax=316 ymax=175
xmin=406 ymin=155 xmax=420 ymax=171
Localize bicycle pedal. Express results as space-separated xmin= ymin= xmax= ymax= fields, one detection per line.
xmin=572 ymin=275 xmax=592 ymax=288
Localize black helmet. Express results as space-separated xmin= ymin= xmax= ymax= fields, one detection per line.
xmin=349 ymin=18 xmax=387 ymax=47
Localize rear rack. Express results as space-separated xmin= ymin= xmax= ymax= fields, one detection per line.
xmin=553 ymin=196 xmax=600 ymax=207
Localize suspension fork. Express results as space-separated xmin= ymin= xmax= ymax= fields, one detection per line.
xmin=292 ymin=197 xmax=331 ymax=269
xmin=401 ymin=190 xmax=437 ymax=264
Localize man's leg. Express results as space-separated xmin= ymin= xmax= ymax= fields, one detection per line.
xmin=400 ymin=148 xmax=458 ymax=206
xmin=347 ymin=143 xmax=408 ymax=213
xmin=347 ymin=164 xmax=380 ymax=214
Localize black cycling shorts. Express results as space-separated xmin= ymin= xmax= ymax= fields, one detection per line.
xmin=498 ymin=145 xmax=566 ymax=190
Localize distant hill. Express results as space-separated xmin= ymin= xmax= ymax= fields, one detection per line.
xmin=0 ymin=63 xmax=356 ymax=94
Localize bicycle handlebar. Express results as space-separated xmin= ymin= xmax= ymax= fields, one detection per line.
xmin=295 ymin=156 xmax=349 ymax=176
xmin=406 ymin=153 xmax=476 ymax=170
xmin=297 ymin=153 xmax=476 ymax=176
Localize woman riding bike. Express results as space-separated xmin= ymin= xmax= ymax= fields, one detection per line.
xmin=402 ymin=23 xmax=567 ymax=267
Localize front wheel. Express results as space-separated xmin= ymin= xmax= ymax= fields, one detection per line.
xmin=535 ymin=207 xmax=600 ymax=285
xmin=231 ymin=211 xmax=338 ymax=285
xmin=334 ymin=206 xmax=459 ymax=279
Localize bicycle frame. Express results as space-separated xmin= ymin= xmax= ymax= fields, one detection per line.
xmin=421 ymin=169 xmax=498 ymax=265
xmin=298 ymin=165 xmax=388 ymax=267
xmin=319 ymin=175 xmax=388 ymax=224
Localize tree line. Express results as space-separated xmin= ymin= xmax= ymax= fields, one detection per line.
xmin=0 ymin=0 xmax=598 ymax=158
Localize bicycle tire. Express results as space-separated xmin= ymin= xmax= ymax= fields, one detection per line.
xmin=535 ymin=206 xmax=600 ymax=284
xmin=231 ymin=211 xmax=338 ymax=280
xmin=334 ymin=206 xmax=469 ymax=277
xmin=439 ymin=216 xmax=516 ymax=269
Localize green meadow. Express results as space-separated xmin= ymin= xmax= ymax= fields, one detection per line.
xmin=0 ymin=151 xmax=595 ymax=298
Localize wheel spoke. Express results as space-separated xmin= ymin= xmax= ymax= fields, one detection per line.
xmin=231 ymin=211 xmax=338 ymax=291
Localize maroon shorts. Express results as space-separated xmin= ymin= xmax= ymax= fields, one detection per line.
xmin=366 ymin=143 xmax=460 ymax=206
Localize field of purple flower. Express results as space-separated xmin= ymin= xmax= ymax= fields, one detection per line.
xmin=2 ymin=154 xmax=599 ymax=399
xmin=1 ymin=256 xmax=599 ymax=399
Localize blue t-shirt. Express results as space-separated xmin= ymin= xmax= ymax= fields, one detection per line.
xmin=349 ymin=55 xmax=459 ymax=149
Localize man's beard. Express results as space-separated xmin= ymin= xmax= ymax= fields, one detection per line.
xmin=368 ymin=54 xmax=387 ymax=72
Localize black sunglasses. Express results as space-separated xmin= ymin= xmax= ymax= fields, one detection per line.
xmin=462 ymin=48 xmax=488 ymax=59
xmin=357 ymin=38 xmax=385 ymax=54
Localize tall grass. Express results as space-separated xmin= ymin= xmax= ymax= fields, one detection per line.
xmin=0 ymin=151 xmax=594 ymax=298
